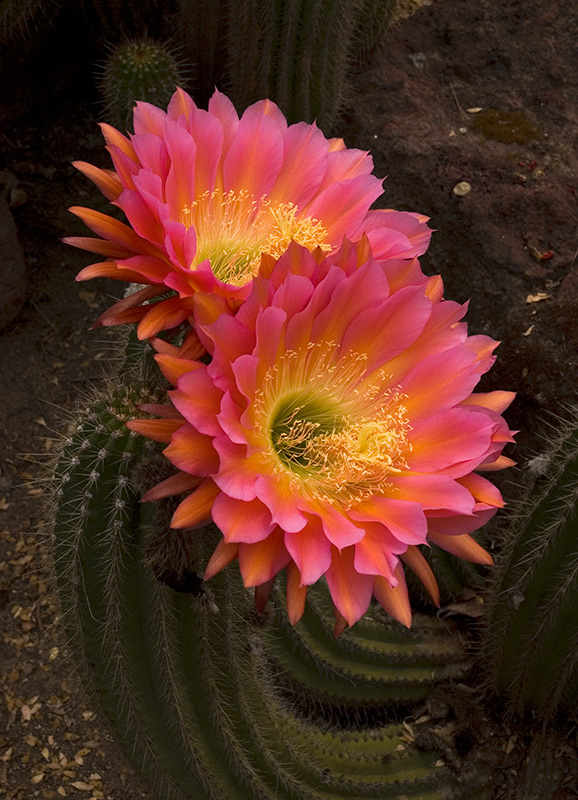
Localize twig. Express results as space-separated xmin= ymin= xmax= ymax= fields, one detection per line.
xmin=450 ymin=83 xmax=468 ymax=122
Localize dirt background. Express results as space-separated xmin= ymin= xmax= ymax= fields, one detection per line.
xmin=1 ymin=1 xmax=578 ymax=799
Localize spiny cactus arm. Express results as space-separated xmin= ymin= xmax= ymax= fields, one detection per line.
xmin=482 ymin=414 xmax=578 ymax=717
xmin=261 ymin=579 xmax=468 ymax=707
xmin=304 ymin=579 xmax=466 ymax=664
xmin=53 ymin=398 xmax=213 ymax=799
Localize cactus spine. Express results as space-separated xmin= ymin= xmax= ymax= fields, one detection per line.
xmin=51 ymin=365 xmax=490 ymax=799
xmin=481 ymin=411 xmax=578 ymax=718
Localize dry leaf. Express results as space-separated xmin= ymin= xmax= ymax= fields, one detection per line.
xmin=526 ymin=292 xmax=551 ymax=303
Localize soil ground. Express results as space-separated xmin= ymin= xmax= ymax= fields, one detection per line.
xmin=1 ymin=1 xmax=578 ymax=798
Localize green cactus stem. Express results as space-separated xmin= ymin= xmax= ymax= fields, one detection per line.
xmin=51 ymin=375 xmax=490 ymax=800
xmin=177 ymin=0 xmax=397 ymax=131
xmin=481 ymin=410 xmax=578 ymax=719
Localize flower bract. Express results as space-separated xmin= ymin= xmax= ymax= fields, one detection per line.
xmin=129 ymin=240 xmax=515 ymax=633
xmin=65 ymin=88 xmax=431 ymax=339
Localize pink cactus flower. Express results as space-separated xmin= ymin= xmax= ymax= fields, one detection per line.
xmin=129 ymin=240 xmax=514 ymax=633
xmin=65 ymin=88 xmax=431 ymax=339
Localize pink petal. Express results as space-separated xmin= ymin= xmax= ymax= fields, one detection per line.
xmin=213 ymin=439 xmax=262 ymax=501
xmin=207 ymin=89 xmax=239 ymax=163
xmin=269 ymin=121 xmax=329 ymax=207
xmin=212 ymin=494 xmax=275 ymax=543
xmin=373 ymin=565 xmax=412 ymax=628
xmin=361 ymin=208 xmax=432 ymax=259
xmin=133 ymin=100 xmax=168 ymax=136
xmin=385 ymin=475 xmax=475 ymax=515
xmin=457 ymin=473 xmax=504 ymax=508
xmin=325 ymin=546 xmax=374 ymax=627
xmin=427 ymin=531 xmax=493 ymax=565
xmin=204 ymin=539 xmax=239 ymax=580
xmin=353 ymin=523 xmax=405 ymax=580
xmin=407 ymin=408 xmax=495 ymax=472
xmin=217 ymin=390 xmax=251 ymax=445
xmin=238 ymin=529 xmax=290 ymax=587
xmin=284 ymin=517 xmax=332 ymax=585
xmin=317 ymin=504 xmax=365 ymax=549
xmin=400 ymin=546 xmax=440 ymax=606
xmin=164 ymin=122 xmax=198 ymax=215
xmin=305 ymin=174 xmax=383 ymax=242
xmin=167 ymin=87 xmax=197 ymax=123
xmin=171 ymin=479 xmax=220 ymax=529
xmin=171 ymin=368 xmax=223 ymax=436
xmin=350 ymin=498 xmax=428 ymax=546
xmin=223 ymin=111 xmax=284 ymax=197
xmin=461 ymin=391 xmax=516 ymax=413
xmin=286 ymin=562 xmax=308 ymax=624
xmin=400 ymin=347 xmax=485 ymax=422
xmin=164 ymin=425 xmax=219 ymax=475
xmin=341 ymin=284 xmax=432 ymax=369
xmin=255 ymin=474 xmax=308 ymax=532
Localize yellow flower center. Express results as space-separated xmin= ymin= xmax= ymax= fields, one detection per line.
xmin=181 ymin=189 xmax=330 ymax=286
xmin=255 ymin=343 xmax=411 ymax=508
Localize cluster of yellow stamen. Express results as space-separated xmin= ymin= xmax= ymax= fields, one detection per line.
xmin=255 ymin=342 xmax=411 ymax=508
xmin=181 ymin=189 xmax=330 ymax=286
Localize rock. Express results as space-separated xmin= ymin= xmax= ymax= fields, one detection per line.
xmin=0 ymin=196 xmax=27 ymax=331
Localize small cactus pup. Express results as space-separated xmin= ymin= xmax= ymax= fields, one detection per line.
xmin=481 ymin=409 xmax=578 ymax=719
xmin=99 ymin=37 xmax=187 ymax=130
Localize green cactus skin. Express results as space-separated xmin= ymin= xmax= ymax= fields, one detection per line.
xmin=266 ymin=579 xmax=470 ymax=714
xmin=100 ymin=37 xmax=186 ymax=130
xmin=51 ymin=377 xmax=492 ymax=800
xmin=177 ymin=0 xmax=396 ymax=131
xmin=178 ymin=0 xmax=228 ymax=105
xmin=481 ymin=412 xmax=578 ymax=719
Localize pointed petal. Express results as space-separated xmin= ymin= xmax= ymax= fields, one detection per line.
xmin=286 ymin=561 xmax=307 ymax=625
xmin=427 ymin=531 xmax=493 ymax=565
xmin=284 ymin=517 xmax=332 ymax=585
xmin=400 ymin=546 xmax=440 ymax=606
xmin=171 ymin=479 xmax=220 ymax=528
xmin=204 ymin=539 xmax=239 ymax=580
xmin=143 ymin=472 xmax=201 ymax=501
xmin=237 ymin=528 xmax=290 ymax=587
xmin=325 ymin=546 xmax=373 ymax=627
xmin=254 ymin=578 xmax=275 ymax=612
xmin=73 ymin=161 xmax=122 ymax=200
xmin=373 ymin=565 xmax=412 ymax=627
xmin=126 ymin=418 xmax=182 ymax=443
xmin=212 ymin=494 xmax=275 ymax=543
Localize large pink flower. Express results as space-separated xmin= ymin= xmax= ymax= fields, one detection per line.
xmin=129 ymin=241 xmax=515 ymax=633
xmin=65 ymin=88 xmax=431 ymax=339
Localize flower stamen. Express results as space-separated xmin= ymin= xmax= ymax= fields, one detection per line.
xmin=255 ymin=342 xmax=411 ymax=508
xmin=181 ymin=190 xmax=330 ymax=285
